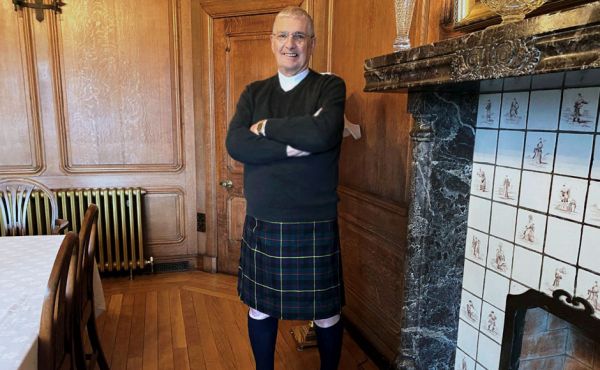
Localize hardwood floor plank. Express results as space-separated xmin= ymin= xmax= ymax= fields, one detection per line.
xmin=180 ymin=289 xmax=207 ymax=370
xmin=127 ymin=292 xmax=146 ymax=370
xmin=143 ymin=291 xmax=158 ymax=370
xmin=99 ymin=293 xmax=122 ymax=366
xmin=191 ymin=292 xmax=225 ymax=370
xmin=170 ymin=288 xmax=191 ymax=370
xmin=204 ymin=295 xmax=237 ymax=370
xmin=157 ymin=290 xmax=174 ymax=370
xmin=111 ymin=293 xmax=135 ymax=370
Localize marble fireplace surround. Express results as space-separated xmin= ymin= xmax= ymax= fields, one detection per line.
xmin=363 ymin=3 xmax=600 ymax=369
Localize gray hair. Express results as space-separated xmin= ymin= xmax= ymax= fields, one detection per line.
xmin=274 ymin=6 xmax=314 ymax=36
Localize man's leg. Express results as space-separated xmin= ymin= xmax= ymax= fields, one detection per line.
xmin=313 ymin=315 xmax=343 ymax=370
xmin=247 ymin=308 xmax=278 ymax=370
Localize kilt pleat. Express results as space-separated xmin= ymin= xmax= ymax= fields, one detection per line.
xmin=237 ymin=215 xmax=345 ymax=320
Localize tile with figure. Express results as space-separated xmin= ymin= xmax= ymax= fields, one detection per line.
xmin=487 ymin=236 xmax=514 ymax=278
xmin=559 ymin=87 xmax=600 ymax=132
xmin=454 ymin=349 xmax=476 ymax=370
xmin=465 ymin=228 xmax=489 ymax=266
xmin=477 ymin=94 xmax=501 ymax=128
xmin=460 ymin=289 xmax=483 ymax=328
xmin=471 ymin=163 xmax=495 ymax=199
xmin=493 ymin=167 xmax=521 ymax=206
xmin=514 ymin=209 xmax=546 ymax=252
xmin=549 ymin=175 xmax=588 ymax=222
xmin=541 ymin=256 xmax=575 ymax=295
xmin=522 ymin=131 xmax=556 ymax=172
xmin=500 ymin=92 xmax=529 ymax=129
xmin=575 ymin=269 xmax=600 ymax=319
xmin=480 ymin=302 xmax=504 ymax=343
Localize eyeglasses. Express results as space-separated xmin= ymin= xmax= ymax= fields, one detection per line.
xmin=272 ymin=32 xmax=313 ymax=44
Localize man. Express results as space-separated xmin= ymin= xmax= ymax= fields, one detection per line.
xmin=225 ymin=6 xmax=346 ymax=370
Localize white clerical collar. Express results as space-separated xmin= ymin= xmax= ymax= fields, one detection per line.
xmin=278 ymin=69 xmax=310 ymax=92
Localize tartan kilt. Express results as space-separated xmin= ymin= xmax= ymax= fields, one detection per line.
xmin=237 ymin=215 xmax=345 ymax=320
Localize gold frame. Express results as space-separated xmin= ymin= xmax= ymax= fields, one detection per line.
xmin=451 ymin=0 xmax=594 ymax=32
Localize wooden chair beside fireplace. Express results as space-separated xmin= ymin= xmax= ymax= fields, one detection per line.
xmin=0 ymin=178 xmax=68 ymax=236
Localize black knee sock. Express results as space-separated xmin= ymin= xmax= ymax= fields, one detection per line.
xmin=314 ymin=319 xmax=343 ymax=370
xmin=247 ymin=315 xmax=278 ymax=370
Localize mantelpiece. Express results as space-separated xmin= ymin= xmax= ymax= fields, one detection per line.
xmin=365 ymin=3 xmax=600 ymax=92
xmin=363 ymin=3 xmax=600 ymax=370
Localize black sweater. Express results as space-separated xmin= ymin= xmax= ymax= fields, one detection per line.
xmin=225 ymin=70 xmax=346 ymax=222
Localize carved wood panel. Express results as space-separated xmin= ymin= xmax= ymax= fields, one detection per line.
xmin=0 ymin=3 xmax=43 ymax=174
xmin=56 ymin=0 xmax=183 ymax=172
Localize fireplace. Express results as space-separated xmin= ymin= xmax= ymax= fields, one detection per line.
xmin=363 ymin=3 xmax=600 ymax=369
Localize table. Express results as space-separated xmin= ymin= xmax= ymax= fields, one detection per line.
xmin=0 ymin=235 xmax=106 ymax=370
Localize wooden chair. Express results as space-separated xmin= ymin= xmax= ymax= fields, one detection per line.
xmin=0 ymin=178 xmax=68 ymax=236
xmin=38 ymin=232 xmax=79 ymax=370
xmin=72 ymin=204 xmax=109 ymax=370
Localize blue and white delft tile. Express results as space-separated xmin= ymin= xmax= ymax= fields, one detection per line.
xmin=545 ymin=216 xmax=582 ymax=265
xmin=455 ymin=349 xmax=476 ymax=370
xmin=514 ymin=209 xmax=546 ymax=252
xmin=492 ymin=167 xmax=521 ymax=206
xmin=463 ymin=259 xmax=486 ymax=297
xmin=457 ymin=319 xmax=479 ymax=359
xmin=460 ymin=289 xmax=483 ymax=328
xmin=490 ymin=203 xmax=517 ymax=242
xmin=527 ymin=90 xmax=561 ymax=131
xmin=496 ymin=131 xmax=525 ymax=168
xmin=519 ymin=171 xmax=551 ymax=213
xmin=479 ymin=302 xmax=504 ymax=344
xmin=591 ymin=136 xmax=600 ymax=180
xmin=500 ymin=92 xmax=529 ymax=129
xmin=465 ymin=228 xmax=489 ymax=266
xmin=511 ymin=246 xmax=542 ymax=290
xmin=541 ymin=256 xmax=576 ymax=296
xmin=483 ymin=270 xmax=510 ymax=311
xmin=522 ymin=131 xmax=556 ymax=172
xmin=477 ymin=94 xmax=501 ymax=128
xmin=549 ymin=175 xmax=588 ymax=222
xmin=468 ymin=196 xmax=492 ymax=233
xmin=575 ymin=269 xmax=600 ymax=318
xmin=473 ymin=129 xmax=498 ymax=164
xmin=559 ymin=87 xmax=600 ymax=132
xmin=579 ymin=225 xmax=600 ymax=274
xmin=585 ymin=181 xmax=600 ymax=227
xmin=487 ymin=236 xmax=514 ymax=278
xmin=477 ymin=332 xmax=501 ymax=370
xmin=471 ymin=163 xmax=495 ymax=199
xmin=554 ymin=133 xmax=593 ymax=178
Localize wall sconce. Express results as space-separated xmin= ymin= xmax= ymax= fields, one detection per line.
xmin=13 ymin=0 xmax=65 ymax=22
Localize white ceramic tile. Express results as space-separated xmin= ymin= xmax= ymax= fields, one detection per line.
xmin=541 ymin=256 xmax=576 ymax=295
xmin=477 ymin=333 xmax=501 ymax=370
xmin=477 ymin=94 xmax=502 ymax=128
xmin=510 ymin=280 xmax=530 ymax=295
xmin=465 ymin=228 xmax=489 ymax=266
xmin=496 ymin=131 xmax=525 ymax=168
xmin=514 ymin=209 xmax=546 ymax=252
xmin=457 ymin=319 xmax=479 ymax=359
xmin=455 ymin=349 xmax=476 ymax=370
xmin=475 ymin=364 xmax=488 ymax=370
xmin=492 ymin=167 xmax=520 ymax=206
xmin=473 ymin=129 xmax=498 ymax=164
xmin=471 ymin=164 xmax=495 ymax=199
xmin=519 ymin=171 xmax=551 ymax=213
xmin=522 ymin=131 xmax=556 ymax=172
xmin=554 ymin=133 xmax=593 ymax=178
xmin=591 ymin=136 xmax=600 ymax=180
xmin=463 ymin=259 xmax=486 ymax=297
xmin=511 ymin=246 xmax=542 ymax=289
xmin=559 ymin=87 xmax=600 ymax=131
xmin=487 ymin=236 xmax=513 ymax=278
xmin=527 ymin=90 xmax=561 ymax=131
xmin=500 ymin=92 xmax=529 ymax=129
xmin=544 ymin=216 xmax=581 ymax=265
xmin=489 ymin=203 xmax=517 ymax=242
xmin=483 ymin=270 xmax=510 ymax=310
xmin=549 ymin=175 xmax=588 ymax=222
xmin=460 ymin=289 xmax=483 ymax=328
xmin=468 ymin=197 xmax=492 ymax=233
xmin=575 ymin=269 xmax=600 ymax=318
xmin=479 ymin=302 xmax=504 ymax=344
xmin=579 ymin=225 xmax=600 ymax=274
xmin=585 ymin=181 xmax=600 ymax=226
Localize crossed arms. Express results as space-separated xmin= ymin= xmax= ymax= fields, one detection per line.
xmin=225 ymin=77 xmax=345 ymax=165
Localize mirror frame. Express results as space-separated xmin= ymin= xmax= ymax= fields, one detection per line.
xmin=451 ymin=0 xmax=595 ymax=32
xmin=500 ymin=289 xmax=600 ymax=370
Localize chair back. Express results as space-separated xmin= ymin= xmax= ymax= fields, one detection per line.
xmin=76 ymin=204 xmax=98 ymax=305
xmin=38 ymin=232 xmax=79 ymax=370
xmin=0 ymin=178 xmax=59 ymax=236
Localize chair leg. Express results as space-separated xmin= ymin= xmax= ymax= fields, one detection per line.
xmin=87 ymin=315 xmax=109 ymax=370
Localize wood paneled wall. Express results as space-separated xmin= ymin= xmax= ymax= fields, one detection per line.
xmin=327 ymin=0 xmax=450 ymax=362
xmin=0 ymin=0 xmax=200 ymax=267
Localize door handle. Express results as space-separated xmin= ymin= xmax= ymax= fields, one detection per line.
xmin=219 ymin=180 xmax=233 ymax=189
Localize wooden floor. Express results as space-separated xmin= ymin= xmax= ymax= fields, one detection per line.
xmin=97 ymin=271 xmax=379 ymax=370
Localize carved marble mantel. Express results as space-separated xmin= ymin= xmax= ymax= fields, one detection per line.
xmin=363 ymin=3 xmax=600 ymax=370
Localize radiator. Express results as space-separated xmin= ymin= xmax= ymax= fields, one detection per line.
xmin=0 ymin=187 xmax=148 ymax=274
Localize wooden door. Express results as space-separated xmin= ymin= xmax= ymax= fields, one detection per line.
xmin=214 ymin=14 xmax=278 ymax=274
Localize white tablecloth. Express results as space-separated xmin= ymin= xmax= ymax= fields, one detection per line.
xmin=0 ymin=235 xmax=105 ymax=370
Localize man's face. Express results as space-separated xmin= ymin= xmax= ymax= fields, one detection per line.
xmin=271 ymin=15 xmax=315 ymax=77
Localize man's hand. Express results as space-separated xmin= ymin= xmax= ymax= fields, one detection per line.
xmin=250 ymin=119 xmax=267 ymax=135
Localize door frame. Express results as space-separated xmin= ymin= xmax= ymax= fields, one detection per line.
xmin=196 ymin=0 xmax=331 ymax=272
